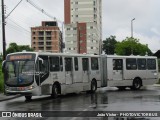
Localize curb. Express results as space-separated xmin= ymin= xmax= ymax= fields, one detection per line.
xmin=0 ymin=95 xmax=21 ymax=102
xmin=152 ymin=84 xmax=160 ymax=87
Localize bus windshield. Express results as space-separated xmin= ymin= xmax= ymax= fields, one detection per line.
xmin=4 ymin=60 xmax=35 ymax=87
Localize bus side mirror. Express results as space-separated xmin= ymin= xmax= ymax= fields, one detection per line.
xmin=38 ymin=57 xmax=44 ymax=64
xmin=2 ymin=60 xmax=6 ymax=73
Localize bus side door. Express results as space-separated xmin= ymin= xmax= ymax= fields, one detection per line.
xmin=82 ymin=58 xmax=89 ymax=83
xmin=73 ymin=57 xmax=82 ymax=83
xmin=65 ymin=57 xmax=73 ymax=84
xmin=112 ymin=59 xmax=123 ymax=80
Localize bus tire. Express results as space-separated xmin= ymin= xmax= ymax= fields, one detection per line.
xmin=131 ymin=78 xmax=142 ymax=90
xmin=117 ymin=86 xmax=126 ymax=90
xmin=25 ymin=96 xmax=32 ymax=101
xmin=51 ymin=84 xmax=59 ymax=98
xmin=90 ymin=80 xmax=97 ymax=93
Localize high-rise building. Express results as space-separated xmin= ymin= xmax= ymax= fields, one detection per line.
xmin=64 ymin=0 xmax=102 ymax=54
xmin=31 ymin=21 xmax=63 ymax=53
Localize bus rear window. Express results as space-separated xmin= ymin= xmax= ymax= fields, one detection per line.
xmin=147 ymin=59 xmax=156 ymax=70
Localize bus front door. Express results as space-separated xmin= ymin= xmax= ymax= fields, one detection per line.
xmin=112 ymin=59 xmax=123 ymax=80
xmin=65 ymin=58 xmax=73 ymax=84
xmin=82 ymin=58 xmax=89 ymax=83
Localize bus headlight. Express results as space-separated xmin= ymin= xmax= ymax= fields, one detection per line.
xmin=5 ymin=86 xmax=9 ymax=90
xmin=27 ymin=85 xmax=35 ymax=90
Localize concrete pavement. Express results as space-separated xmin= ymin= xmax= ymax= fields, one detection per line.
xmin=0 ymin=93 xmax=21 ymax=102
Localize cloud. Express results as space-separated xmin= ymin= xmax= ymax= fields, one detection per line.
xmin=151 ymin=28 xmax=160 ymax=36
xmin=1 ymin=0 xmax=160 ymax=54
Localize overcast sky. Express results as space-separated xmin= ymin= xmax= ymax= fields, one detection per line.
xmin=0 ymin=0 xmax=160 ymax=53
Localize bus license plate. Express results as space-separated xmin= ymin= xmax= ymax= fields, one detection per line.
xmin=17 ymin=87 xmax=25 ymax=91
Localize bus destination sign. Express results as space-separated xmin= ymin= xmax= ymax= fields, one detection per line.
xmin=7 ymin=54 xmax=35 ymax=61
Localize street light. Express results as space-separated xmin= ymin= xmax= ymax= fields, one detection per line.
xmin=131 ymin=18 xmax=135 ymax=38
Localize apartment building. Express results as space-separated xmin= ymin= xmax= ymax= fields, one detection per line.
xmin=64 ymin=0 xmax=102 ymax=54
xmin=31 ymin=21 xmax=63 ymax=53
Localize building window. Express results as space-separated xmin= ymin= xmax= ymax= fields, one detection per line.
xmin=46 ymin=31 xmax=51 ymax=36
xmin=46 ymin=42 xmax=51 ymax=45
xmin=93 ymin=1 xmax=96 ymax=6
xmin=75 ymin=1 xmax=78 ymax=4
xmin=90 ymin=26 xmax=93 ymax=29
xmin=67 ymin=28 xmax=70 ymax=30
xmin=32 ymin=32 xmax=35 ymax=35
xmin=76 ymin=15 xmax=78 ymax=17
xmin=94 ymin=14 xmax=97 ymax=19
xmin=39 ymin=37 xmax=44 ymax=40
xmin=46 ymin=37 xmax=51 ymax=40
xmin=39 ymin=31 xmax=44 ymax=36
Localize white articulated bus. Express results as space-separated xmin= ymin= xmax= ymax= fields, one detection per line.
xmin=2 ymin=52 xmax=101 ymax=100
xmin=2 ymin=52 xmax=158 ymax=100
xmin=101 ymin=55 xmax=158 ymax=90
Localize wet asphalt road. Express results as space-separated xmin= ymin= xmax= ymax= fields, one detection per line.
xmin=1 ymin=86 xmax=160 ymax=120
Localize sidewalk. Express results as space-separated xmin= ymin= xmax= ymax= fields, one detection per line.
xmin=0 ymin=93 xmax=21 ymax=102
xmin=153 ymin=84 xmax=160 ymax=87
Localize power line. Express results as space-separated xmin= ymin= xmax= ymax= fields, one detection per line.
xmin=26 ymin=0 xmax=63 ymax=24
xmin=7 ymin=18 xmax=31 ymax=33
xmin=26 ymin=0 xmax=56 ymax=20
xmin=6 ymin=0 xmax=23 ymax=19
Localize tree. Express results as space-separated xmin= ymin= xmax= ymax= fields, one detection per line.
xmin=103 ymin=35 xmax=117 ymax=54
xmin=6 ymin=43 xmax=33 ymax=54
xmin=115 ymin=37 xmax=152 ymax=56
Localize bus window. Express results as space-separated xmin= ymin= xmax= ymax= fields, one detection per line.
xmin=113 ymin=59 xmax=123 ymax=70
xmin=74 ymin=57 xmax=78 ymax=71
xmin=126 ymin=58 xmax=137 ymax=70
xmin=91 ymin=57 xmax=99 ymax=70
xmin=137 ymin=59 xmax=146 ymax=70
xmin=38 ymin=56 xmax=49 ymax=73
xmin=65 ymin=58 xmax=72 ymax=71
xmin=82 ymin=58 xmax=89 ymax=71
xmin=60 ymin=57 xmax=63 ymax=71
xmin=50 ymin=57 xmax=60 ymax=72
xmin=147 ymin=59 xmax=156 ymax=70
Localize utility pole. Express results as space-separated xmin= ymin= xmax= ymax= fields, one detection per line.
xmin=1 ymin=0 xmax=6 ymax=60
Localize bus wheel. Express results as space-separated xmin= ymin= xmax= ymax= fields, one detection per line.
xmin=91 ymin=80 xmax=97 ymax=93
xmin=117 ymin=86 xmax=126 ymax=90
xmin=51 ymin=84 xmax=59 ymax=98
xmin=25 ymin=96 xmax=32 ymax=101
xmin=132 ymin=78 xmax=142 ymax=90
